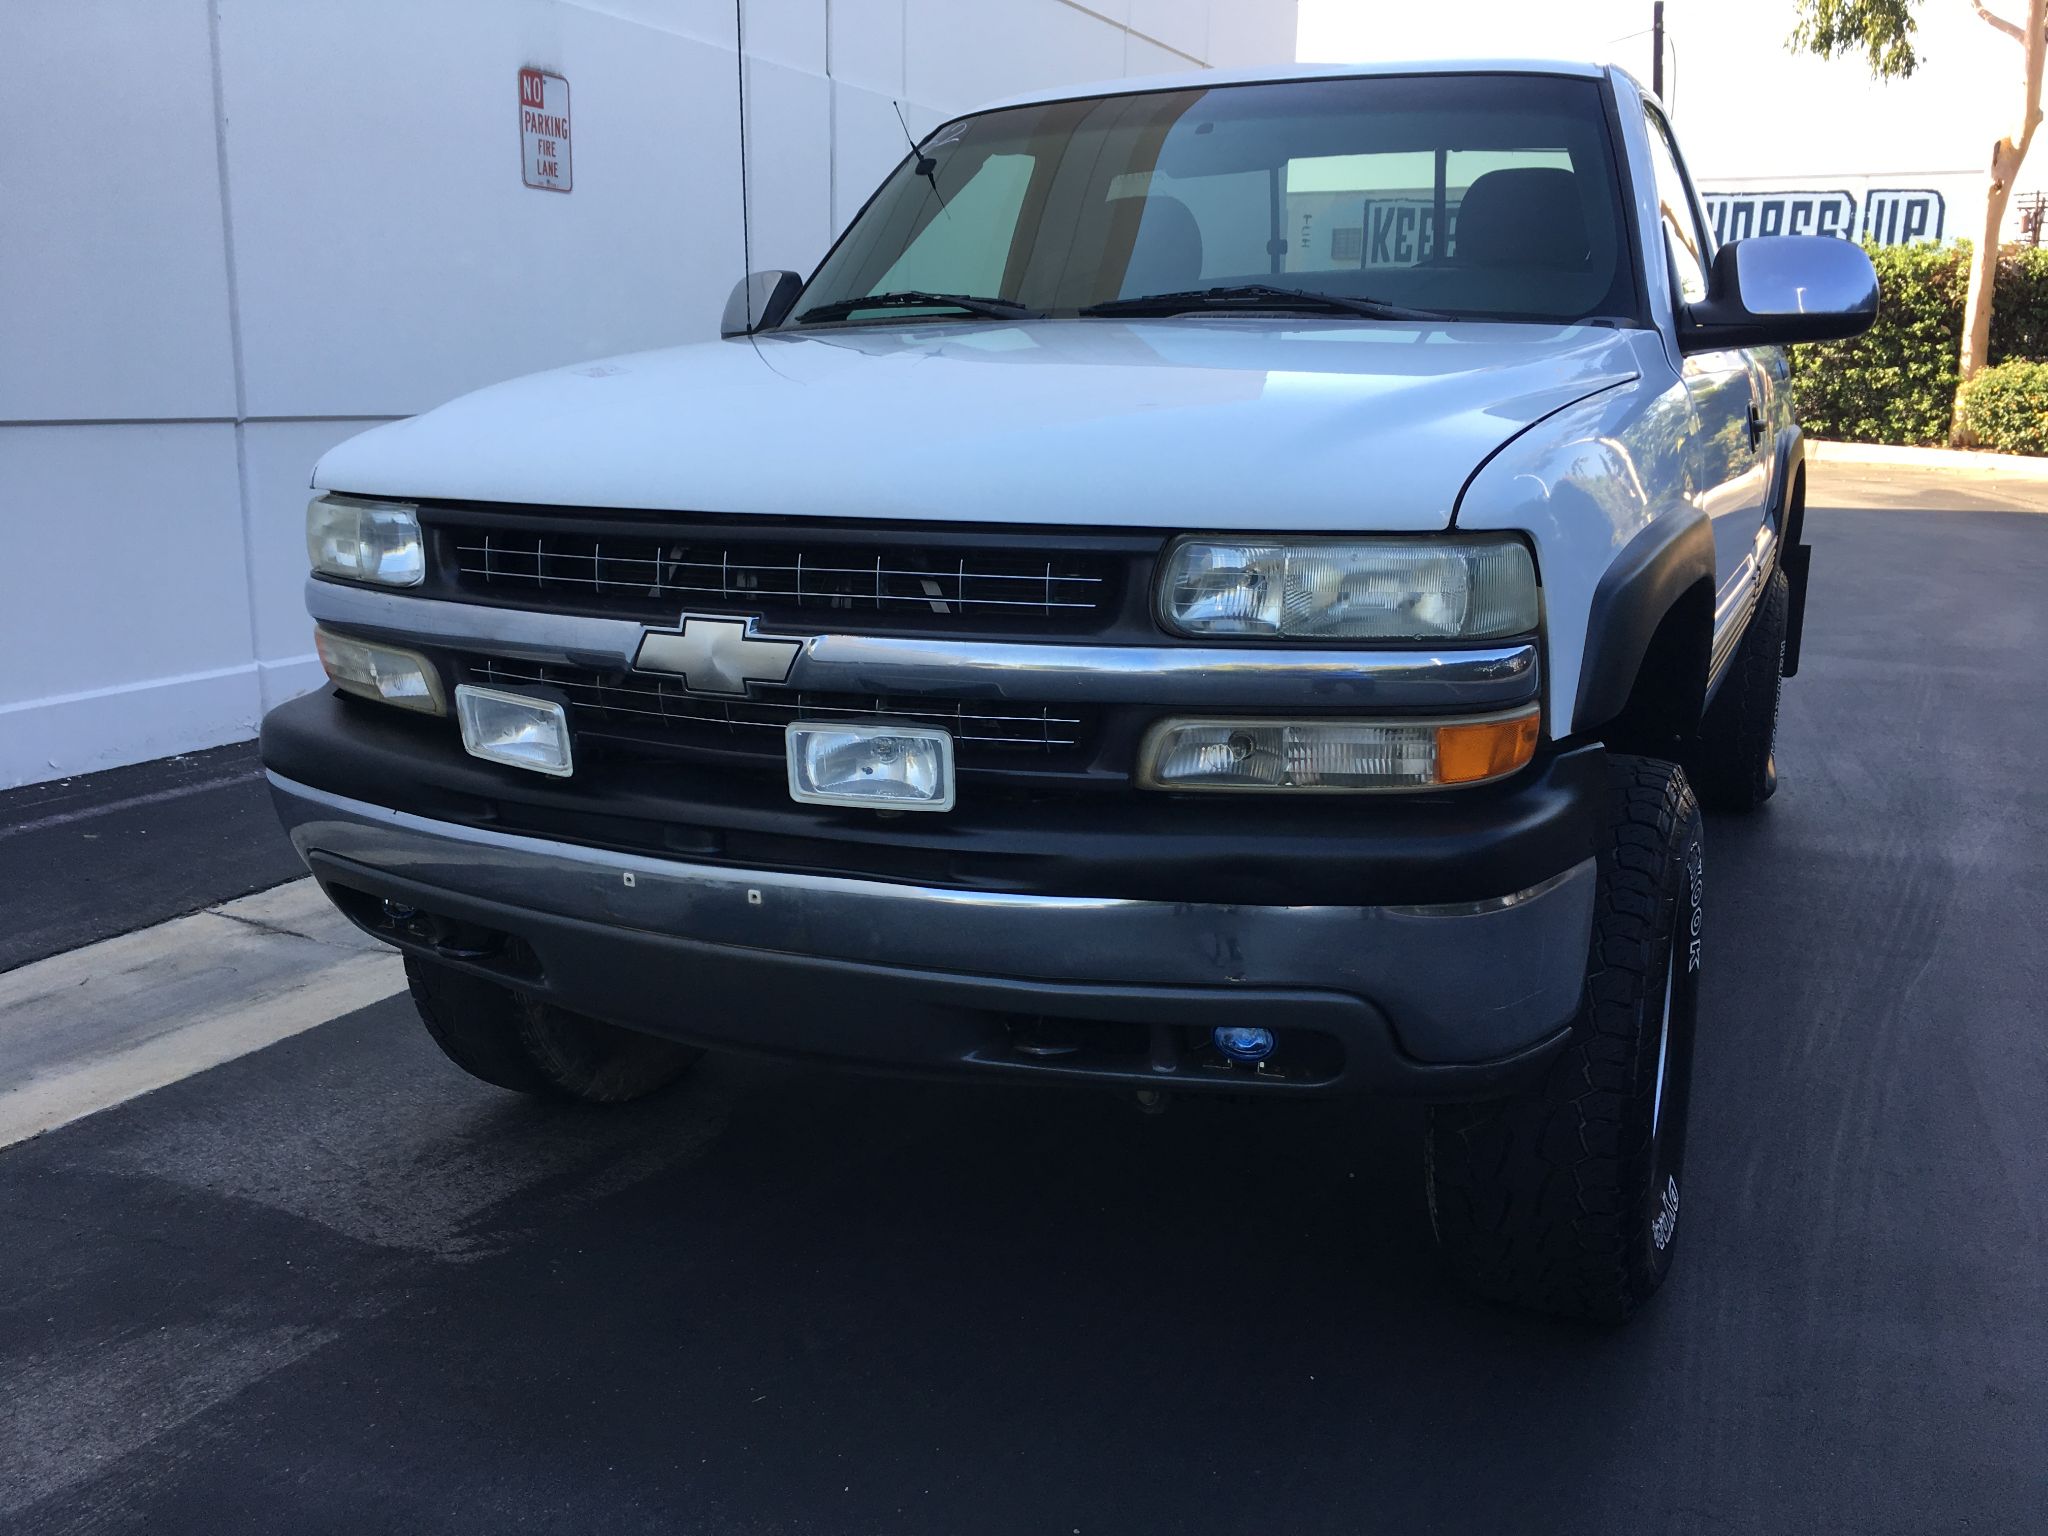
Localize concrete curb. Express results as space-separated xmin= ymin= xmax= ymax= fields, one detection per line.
xmin=1808 ymin=440 xmax=2048 ymax=477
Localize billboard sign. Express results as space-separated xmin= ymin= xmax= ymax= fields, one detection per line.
xmin=1860 ymin=189 xmax=1945 ymax=244
xmin=1701 ymin=187 xmax=1944 ymax=245
xmin=1357 ymin=198 xmax=1446 ymax=267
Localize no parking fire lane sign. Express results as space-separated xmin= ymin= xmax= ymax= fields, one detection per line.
xmin=519 ymin=68 xmax=571 ymax=192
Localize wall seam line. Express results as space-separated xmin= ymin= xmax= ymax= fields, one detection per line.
xmin=1050 ymin=0 xmax=1208 ymax=67
xmin=206 ymin=0 xmax=268 ymax=702
xmin=825 ymin=0 xmax=838 ymax=234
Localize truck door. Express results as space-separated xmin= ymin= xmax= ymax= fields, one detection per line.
xmin=1642 ymin=107 xmax=1770 ymax=659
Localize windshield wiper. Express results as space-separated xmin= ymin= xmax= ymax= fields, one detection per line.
xmin=1081 ymin=284 xmax=1446 ymax=321
xmin=794 ymin=290 xmax=1039 ymax=324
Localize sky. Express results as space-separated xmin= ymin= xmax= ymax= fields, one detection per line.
xmin=1294 ymin=0 xmax=2033 ymax=189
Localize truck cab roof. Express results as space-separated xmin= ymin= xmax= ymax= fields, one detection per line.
xmin=973 ymin=59 xmax=1618 ymax=117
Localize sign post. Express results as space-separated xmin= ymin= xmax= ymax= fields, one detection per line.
xmin=519 ymin=68 xmax=572 ymax=193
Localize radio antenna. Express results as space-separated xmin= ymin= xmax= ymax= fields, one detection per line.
xmin=731 ymin=0 xmax=775 ymax=353
xmin=893 ymin=100 xmax=949 ymax=218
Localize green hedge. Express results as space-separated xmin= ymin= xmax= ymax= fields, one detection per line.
xmin=1788 ymin=242 xmax=2048 ymax=447
xmin=1958 ymin=358 xmax=2048 ymax=455
xmin=1991 ymin=245 xmax=2048 ymax=362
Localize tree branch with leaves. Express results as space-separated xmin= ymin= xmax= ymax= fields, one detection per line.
xmin=1791 ymin=0 xmax=2048 ymax=441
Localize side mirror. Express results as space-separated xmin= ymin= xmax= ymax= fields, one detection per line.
xmin=721 ymin=270 xmax=803 ymax=337
xmin=1678 ymin=236 xmax=1879 ymax=353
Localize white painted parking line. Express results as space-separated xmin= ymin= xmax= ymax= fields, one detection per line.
xmin=0 ymin=879 xmax=402 ymax=1148
xmin=0 ymin=763 xmax=261 ymax=841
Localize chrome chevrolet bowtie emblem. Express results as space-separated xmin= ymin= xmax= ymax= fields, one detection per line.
xmin=634 ymin=616 xmax=801 ymax=696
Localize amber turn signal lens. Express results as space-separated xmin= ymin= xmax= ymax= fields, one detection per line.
xmin=1435 ymin=710 xmax=1540 ymax=785
xmin=1139 ymin=708 xmax=1541 ymax=793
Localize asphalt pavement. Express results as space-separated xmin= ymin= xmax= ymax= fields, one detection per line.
xmin=2 ymin=473 xmax=2043 ymax=1534
xmin=0 ymin=742 xmax=305 ymax=972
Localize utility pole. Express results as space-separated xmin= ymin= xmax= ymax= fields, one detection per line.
xmin=1652 ymin=2 xmax=1665 ymax=100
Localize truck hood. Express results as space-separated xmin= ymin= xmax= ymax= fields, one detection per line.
xmin=314 ymin=319 xmax=1649 ymax=532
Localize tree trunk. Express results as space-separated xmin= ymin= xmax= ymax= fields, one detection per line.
xmin=1952 ymin=150 xmax=2021 ymax=443
xmin=1952 ymin=0 xmax=2048 ymax=445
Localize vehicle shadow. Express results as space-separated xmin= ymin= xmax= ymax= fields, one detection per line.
xmin=260 ymin=1043 xmax=1690 ymax=1534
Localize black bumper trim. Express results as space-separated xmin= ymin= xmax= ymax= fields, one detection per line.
xmin=301 ymin=847 xmax=1577 ymax=1101
xmin=260 ymin=689 xmax=1606 ymax=908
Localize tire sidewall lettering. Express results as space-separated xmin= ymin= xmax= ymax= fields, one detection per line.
xmin=1683 ymin=834 xmax=1703 ymax=974
xmin=1652 ymin=1175 xmax=1680 ymax=1250
xmin=1651 ymin=818 xmax=1701 ymax=1266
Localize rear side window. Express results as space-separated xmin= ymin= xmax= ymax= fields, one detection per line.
xmin=1283 ymin=146 xmax=1579 ymax=274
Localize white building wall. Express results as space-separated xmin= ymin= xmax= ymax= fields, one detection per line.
xmin=0 ymin=0 xmax=1297 ymax=789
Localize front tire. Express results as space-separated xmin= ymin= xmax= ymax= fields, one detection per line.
xmin=405 ymin=957 xmax=702 ymax=1102
xmin=1425 ymin=755 xmax=1704 ymax=1323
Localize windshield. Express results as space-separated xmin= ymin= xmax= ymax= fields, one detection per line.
xmin=791 ymin=73 xmax=1639 ymax=328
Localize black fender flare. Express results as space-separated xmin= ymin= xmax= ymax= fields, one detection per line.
xmin=1769 ymin=429 xmax=1812 ymax=676
xmin=1766 ymin=426 xmax=1806 ymax=541
xmin=1571 ymin=506 xmax=1716 ymax=735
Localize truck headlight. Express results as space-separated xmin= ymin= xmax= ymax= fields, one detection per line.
xmin=1158 ymin=537 xmax=1536 ymax=640
xmin=307 ymin=494 xmax=424 ymax=587
xmin=1138 ymin=708 xmax=1539 ymax=792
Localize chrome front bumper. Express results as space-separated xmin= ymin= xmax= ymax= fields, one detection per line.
xmin=304 ymin=581 xmax=1541 ymax=711
xmin=271 ymin=773 xmax=1596 ymax=1095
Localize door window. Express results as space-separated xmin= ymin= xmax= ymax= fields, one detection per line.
xmin=1642 ymin=109 xmax=1709 ymax=305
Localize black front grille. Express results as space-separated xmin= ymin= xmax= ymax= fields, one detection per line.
xmin=467 ymin=657 xmax=1098 ymax=771
xmin=425 ymin=510 xmax=1132 ymax=633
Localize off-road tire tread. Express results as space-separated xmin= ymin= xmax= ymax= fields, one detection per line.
xmin=513 ymin=995 xmax=704 ymax=1103
xmin=405 ymin=957 xmax=701 ymax=1102
xmin=405 ymin=956 xmax=559 ymax=1095
xmin=1691 ymin=567 xmax=1788 ymax=811
xmin=1425 ymin=755 xmax=1699 ymax=1323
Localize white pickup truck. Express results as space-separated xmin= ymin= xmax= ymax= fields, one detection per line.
xmin=263 ymin=60 xmax=1877 ymax=1320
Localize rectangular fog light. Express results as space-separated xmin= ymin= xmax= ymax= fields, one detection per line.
xmin=455 ymin=685 xmax=574 ymax=777
xmin=1138 ymin=709 xmax=1539 ymax=793
xmin=787 ymin=722 xmax=955 ymax=811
